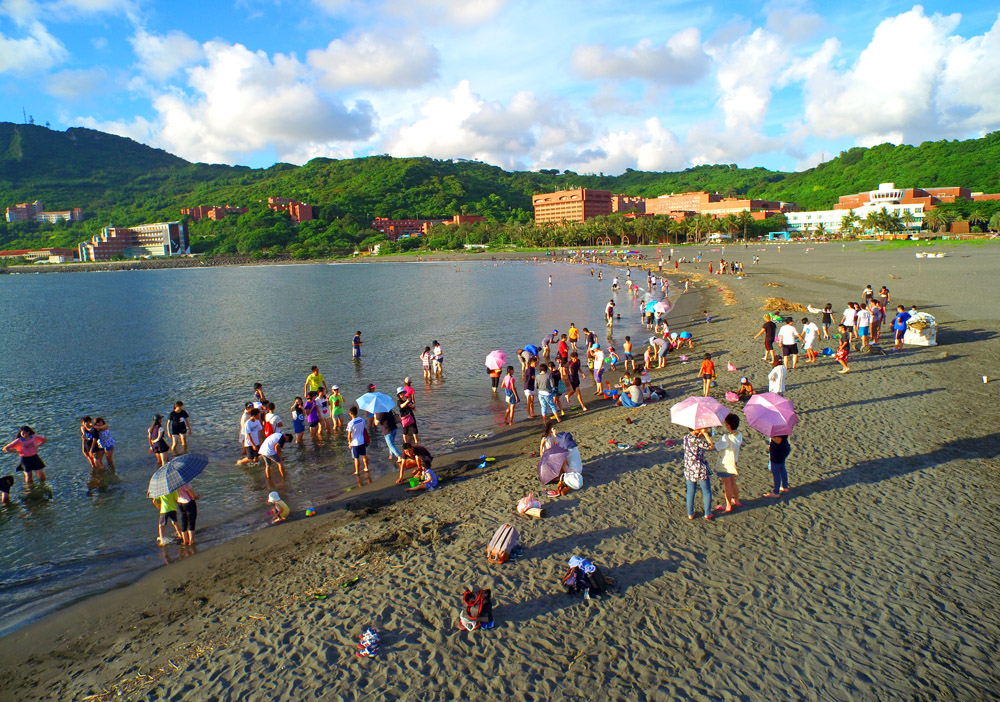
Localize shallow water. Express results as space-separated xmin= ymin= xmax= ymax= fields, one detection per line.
xmin=0 ymin=258 xmax=668 ymax=633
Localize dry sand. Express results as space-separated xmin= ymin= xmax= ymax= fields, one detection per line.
xmin=1 ymin=241 xmax=999 ymax=701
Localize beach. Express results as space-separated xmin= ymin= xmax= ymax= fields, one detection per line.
xmin=1 ymin=242 xmax=999 ymax=701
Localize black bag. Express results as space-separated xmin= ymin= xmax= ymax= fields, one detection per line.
xmin=561 ymin=565 xmax=610 ymax=596
xmin=459 ymin=589 xmax=494 ymax=630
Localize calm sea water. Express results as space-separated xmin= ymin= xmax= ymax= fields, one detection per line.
xmin=0 ymin=259 xmax=666 ymax=634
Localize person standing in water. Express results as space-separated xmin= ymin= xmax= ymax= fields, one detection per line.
xmin=352 ymin=331 xmax=363 ymax=359
xmin=167 ymin=401 xmax=191 ymax=451
xmin=148 ymin=415 xmax=169 ymax=467
xmin=4 ymin=426 xmax=47 ymax=484
xmin=432 ymin=341 xmax=444 ymax=377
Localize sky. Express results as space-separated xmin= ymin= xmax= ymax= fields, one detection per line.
xmin=1 ymin=0 xmax=998 ymax=174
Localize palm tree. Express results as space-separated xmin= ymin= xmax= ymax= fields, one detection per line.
xmin=989 ymin=212 xmax=1000 ymax=234
xmin=721 ymin=213 xmax=738 ymax=240
xmin=901 ymin=209 xmax=916 ymax=233
xmin=813 ymin=222 xmax=828 ymax=239
xmin=864 ymin=211 xmax=881 ymax=239
xmin=736 ymin=210 xmax=754 ymax=243
xmin=839 ymin=210 xmax=859 ymax=239
xmin=968 ymin=208 xmax=987 ymax=233
xmin=922 ymin=209 xmax=943 ymax=234
xmin=668 ymin=217 xmax=687 ymax=245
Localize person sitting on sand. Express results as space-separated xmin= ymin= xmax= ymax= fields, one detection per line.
xmin=268 ymin=491 xmax=290 ymax=523
xmin=540 ymin=421 xmax=583 ymax=496
xmin=617 ymin=376 xmax=644 ymax=408
xmin=405 ymin=464 xmax=438 ymax=492
xmin=767 ymin=358 xmax=786 ymax=394
xmin=735 ymin=377 xmax=754 ymax=402
xmin=713 ymin=414 xmax=742 ymax=513
xmin=397 ymin=442 xmax=433 ymax=483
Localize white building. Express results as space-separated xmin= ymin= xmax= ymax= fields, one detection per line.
xmin=786 ymin=183 xmax=926 ymax=234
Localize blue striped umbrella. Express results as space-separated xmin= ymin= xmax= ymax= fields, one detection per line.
xmin=147 ymin=454 xmax=209 ymax=498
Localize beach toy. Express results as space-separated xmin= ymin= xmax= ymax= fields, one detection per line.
xmin=822 ymin=348 xmax=834 ymax=356
xmin=679 ymin=355 xmax=689 ymax=362
xmin=665 ymin=440 xmax=675 ymax=447
xmin=409 ymin=477 xmax=420 ymax=487
xmin=727 ymin=362 xmax=738 ymax=372
xmin=305 ymin=507 xmax=316 ymax=517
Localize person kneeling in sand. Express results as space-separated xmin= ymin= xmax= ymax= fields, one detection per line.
xmin=397 ymin=441 xmax=433 ymax=483
xmin=616 ymin=376 xmax=644 ymax=408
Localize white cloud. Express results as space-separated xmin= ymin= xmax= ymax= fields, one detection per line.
xmin=571 ymin=118 xmax=685 ymax=174
xmin=91 ymin=36 xmax=107 ymax=49
xmin=382 ymin=0 xmax=507 ymax=27
xmin=572 ymin=28 xmax=711 ymax=86
xmin=130 ymin=29 xmax=204 ymax=81
xmin=708 ymin=27 xmax=789 ymax=129
xmin=44 ymin=67 xmax=109 ymax=99
xmin=77 ymin=114 xmax=156 ymax=143
xmin=307 ymin=32 xmax=439 ymax=89
xmin=793 ymin=7 xmax=1000 ymax=144
xmin=146 ymin=41 xmax=374 ymax=163
xmin=765 ymin=0 xmax=823 ymax=43
xmin=0 ymin=20 xmax=66 ymax=74
xmin=1 ymin=0 xmax=38 ymax=22
xmin=56 ymin=0 xmax=131 ymax=11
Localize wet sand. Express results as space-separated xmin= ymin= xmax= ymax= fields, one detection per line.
xmin=1 ymin=242 xmax=999 ymax=701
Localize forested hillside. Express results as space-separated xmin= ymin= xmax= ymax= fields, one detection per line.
xmin=1 ymin=122 xmax=998 ymax=257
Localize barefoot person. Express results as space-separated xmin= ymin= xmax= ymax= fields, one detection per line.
xmin=397 ymin=388 xmax=419 ymax=445
xmin=93 ymin=418 xmax=117 ymax=470
xmin=835 ymin=324 xmax=852 ymax=373
xmin=176 ymin=482 xmax=199 ymax=546
xmin=148 ymin=415 xmax=169 ymax=467
xmin=763 ymin=435 xmax=791 ymax=498
xmin=501 ymin=366 xmax=520 ymax=425
xmin=767 ymin=358 xmax=787 ymax=394
xmin=167 ymin=401 xmax=191 ymax=451
xmin=753 ymin=315 xmax=777 ymax=363
xmin=397 ymin=441 xmax=433 ymax=484
xmin=565 ymin=352 xmax=588 ymax=412
xmin=4 ymin=427 xmax=47 ymax=484
xmin=259 ymin=432 xmax=290 ymax=480
xmin=152 ymin=489 xmax=183 ymax=546
xmin=682 ymin=427 xmax=714 ymax=521
xmin=346 ymin=406 xmax=372 ymax=487
xmin=713 ymin=414 xmax=742 ymax=512
xmin=699 ymin=353 xmax=715 ymax=397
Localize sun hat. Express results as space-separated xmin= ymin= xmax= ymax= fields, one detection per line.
xmin=268 ymin=491 xmax=281 ymax=503
xmin=740 ymin=377 xmax=747 ymax=383
xmin=397 ymin=387 xmax=406 ymax=395
xmin=332 ymin=384 xmax=339 ymax=390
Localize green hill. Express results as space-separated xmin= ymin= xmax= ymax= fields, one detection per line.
xmin=1 ymin=122 xmax=998 ymax=256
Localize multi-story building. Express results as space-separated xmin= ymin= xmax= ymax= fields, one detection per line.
xmin=787 ymin=182 xmax=1000 ymax=235
xmin=532 ymin=189 xmax=613 ymax=223
xmin=644 ymin=191 xmax=798 ymax=219
xmin=446 ymin=214 xmax=487 ymax=226
xmin=181 ymin=205 xmax=249 ymax=222
xmin=371 ymin=217 xmax=444 ymax=240
xmin=78 ymin=222 xmax=188 ymax=262
xmin=267 ymin=198 xmax=313 ymax=223
xmin=611 ymin=194 xmax=645 ymax=214
xmin=0 ymin=248 xmax=77 ymax=262
xmin=6 ymin=201 xmax=84 ymax=223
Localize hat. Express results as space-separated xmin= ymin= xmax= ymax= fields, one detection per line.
xmin=397 ymin=387 xmax=406 ymax=395
xmin=368 ymin=384 xmax=376 ymax=391
xmin=332 ymin=384 xmax=339 ymax=390
xmin=740 ymin=377 xmax=748 ymax=383
xmin=267 ymin=491 xmax=281 ymax=503
xmin=552 ymin=329 xmax=558 ymax=334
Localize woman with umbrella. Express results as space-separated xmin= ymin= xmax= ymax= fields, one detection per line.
xmin=485 ymin=350 xmax=506 ymax=395
xmin=683 ymin=427 xmax=715 ymax=520
xmin=148 ymin=454 xmax=209 ymax=546
xmin=176 ymin=482 xmax=199 ymax=546
xmin=744 ymin=393 xmax=798 ymax=499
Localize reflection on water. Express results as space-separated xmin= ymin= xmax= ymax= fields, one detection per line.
xmin=0 ymin=259 xmax=659 ymax=633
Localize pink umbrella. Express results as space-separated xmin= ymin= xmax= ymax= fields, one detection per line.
xmin=670 ymin=396 xmax=730 ymax=430
xmin=484 ymin=350 xmax=507 ymax=371
xmin=653 ymin=300 xmax=671 ymax=315
xmin=744 ymin=392 xmax=799 ymax=437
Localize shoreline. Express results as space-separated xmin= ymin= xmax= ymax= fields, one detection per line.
xmin=2 ymin=246 xmax=998 ymax=700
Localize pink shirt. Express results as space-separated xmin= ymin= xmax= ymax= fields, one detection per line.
xmin=501 ymin=375 xmax=516 ymax=392
xmin=10 ymin=436 xmax=43 ymax=457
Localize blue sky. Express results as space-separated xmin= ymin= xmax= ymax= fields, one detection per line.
xmin=1 ymin=0 xmax=998 ymax=173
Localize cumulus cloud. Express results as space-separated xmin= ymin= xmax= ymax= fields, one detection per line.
xmin=0 ymin=20 xmax=66 ymax=74
xmin=572 ymin=28 xmax=710 ymax=85
xmin=385 ymin=80 xmax=590 ymax=169
xmin=130 ymin=29 xmax=204 ymax=81
xmin=307 ymin=32 xmax=439 ymax=89
xmin=44 ymin=66 xmax=109 ymax=99
xmin=792 ymin=7 xmax=1000 ymax=145
xmin=571 ymin=118 xmax=686 ymax=174
xmin=765 ymin=0 xmax=823 ymax=43
xmin=708 ymin=27 xmax=788 ymax=129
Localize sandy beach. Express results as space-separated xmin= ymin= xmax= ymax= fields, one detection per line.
xmin=1 ymin=241 xmax=999 ymax=701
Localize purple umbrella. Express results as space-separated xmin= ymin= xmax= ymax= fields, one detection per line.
xmin=670 ymin=396 xmax=730 ymax=430
xmin=538 ymin=445 xmax=568 ymax=485
xmin=484 ymin=350 xmax=507 ymax=371
xmin=744 ymin=392 xmax=799 ymax=437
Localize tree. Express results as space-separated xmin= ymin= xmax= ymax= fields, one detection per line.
xmin=720 ymin=213 xmax=738 ymax=238
xmin=736 ymin=211 xmax=754 ymax=243
xmin=840 ymin=210 xmax=859 ymax=239
xmin=812 ymin=222 xmax=828 ymax=239
xmin=864 ymin=210 xmax=881 ymax=239
xmin=968 ymin=208 xmax=987 ymax=233
xmin=901 ymin=209 xmax=916 ymax=232
xmin=989 ymin=212 xmax=1000 ymax=234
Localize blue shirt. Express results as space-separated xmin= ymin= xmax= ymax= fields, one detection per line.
xmin=893 ymin=312 xmax=910 ymax=331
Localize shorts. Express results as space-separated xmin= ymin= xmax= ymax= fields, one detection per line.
xmin=170 ymin=425 xmax=187 ymax=435
xmin=524 ymin=390 xmax=535 ymax=397
xmin=153 ymin=439 xmax=170 ymax=454
xmin=245 ymin=445 xmax=259 ymax=460
xmin=624 ymin=353 xmax=633 ymax=360
xmin=505 ymin=390 xmax=518 ymax=405
xmin=895 ymin=329 xmax=905 ymax=341
xmin=293 ymin=419 xmax=305 ymax=433
xmin=403 ymin=423 xmax=418 ymax=438
xmin=18 ymin=454 xmax=45 ymax=473
xmin=353 ymin=347 xmax=361 ymax=358
xmin=679 ymin=332 xmax=692 ymax=340
xmin=351 ymin=443 xmax=367 ymax=459
xmin=764 ymin=338 xmax=775 ymax=351
xmin=858 ymin=326 xmax=870 ymax=337
xmin=700 ymin=373 xmax=713 ymax=380
xmin=570 ymin=379 xmax=580 ymax=391
xmin=782 ymin=344 xmax=798 ymax=356
xmin=657 ymin=346 xmax=668 ymax=358
xmin=308 ymin=420 xmax=319 ymax=428
xmin=178 ymin=501 xmax=197 ymax=532
xmin=159 ymin=510 xmax=178 ymax=527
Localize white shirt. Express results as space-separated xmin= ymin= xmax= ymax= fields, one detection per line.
xmin=317 ymin=396 xmax=331 ymax=418
xmin=259 ymin=432 xmax=283 ymax=457
xmin=238 ymin=410 xmax=249 ymax=439
xmin=842 ymin=307 xmax=856 ymax=326
xmin=777 ymin=324 xmax=798 ymax=345
xmin=768 ymin=365 xmax=787 ymax=394
xmin=714 ymin=432 xmax=743 ymax=475
xmin=265 ymin=412 xmax=282 ymax=431
xmin=347 ymin=416 xmax=366 ymax=446
xmin=802 ymin=322 xmax=819 ymax=345
xmin=244 ymin=418 xmax=263 ymax=447
xmin=855 ymin=309 xmax=871 ymax=328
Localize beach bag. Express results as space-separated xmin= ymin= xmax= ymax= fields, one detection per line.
xmin=725 ymin=391 xmax=740 ymax=402
xmin=561 ymin=563 xmax=610 ymax=596
xmin=487 ymin=524 xmax=519 ymax=564
xmin=459 ymin=589 xmax=494 ymax=630
xmin=401 ymin=412 xmax=415 ymax=428
xmin=517 ymin=493 xmax=541 ymax=514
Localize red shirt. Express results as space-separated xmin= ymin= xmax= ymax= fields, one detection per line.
xmin=558 ymin=340 xmax=568 ymax=358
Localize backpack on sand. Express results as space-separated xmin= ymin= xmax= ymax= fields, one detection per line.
xmin=487 ymin=524 xmax=519 ymax=564
xmin=458 ymin=589 xmax=494 ymax=630
xmin=561 ymin=559 xmax=610 ymax=596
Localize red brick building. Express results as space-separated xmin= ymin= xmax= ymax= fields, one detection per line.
xmin=371 ymin=218 xmax=443 ymax=240
xmin=181 ymin=205 xmax=249 ymax=222
xmin=532 ymin=189 xmax=614 ymax=223
xmin=267 ymin=198 xmax=314 ymax=223
xmin=6 ymin=201 xmax=84 ymax=223
xmin=644 ymin=191 xmax=798 ymax=219
xmin=834 ymin=183 xmax=1000 ymax=211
